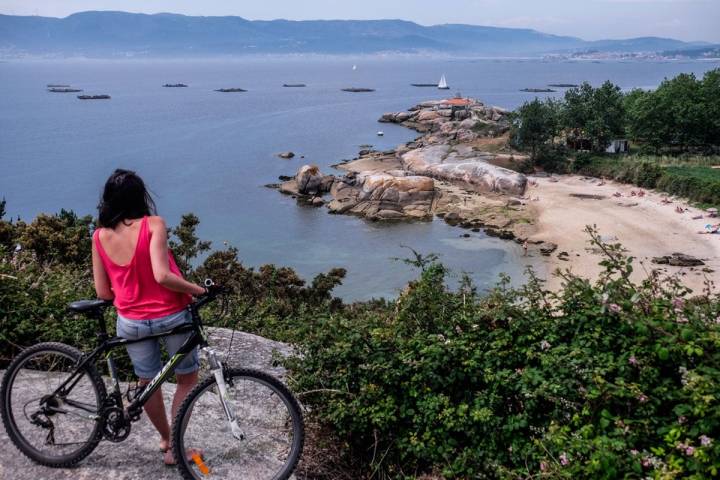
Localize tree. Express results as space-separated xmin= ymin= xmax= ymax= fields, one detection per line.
xmin=589 ymin=80 xmax=626 ymax=151
xmin=168 ymin=213 xmax=211 ymax=274
xmin=700 ymin=69 xmax=720 ymax=149
xmin=561 ymin=81 xmax=625 ymax=152
xmin=511 ymin=98 xmax=560 ymax=161
xmin=625 ymin=88 xmax=669 ymax=154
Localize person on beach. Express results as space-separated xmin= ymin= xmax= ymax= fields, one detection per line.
xmin=91 ymin=169 xmax=206 ymax=465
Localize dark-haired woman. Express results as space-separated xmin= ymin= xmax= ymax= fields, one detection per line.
xmin=91 ymin=169 xmax=205 ymax=465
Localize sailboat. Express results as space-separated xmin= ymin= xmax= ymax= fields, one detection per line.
xmin=438 ymin=74 xmax=449 ymax=90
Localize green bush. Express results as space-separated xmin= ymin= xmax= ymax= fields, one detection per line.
xmin=0 ymin=208 xmax=346 ymax=368
xmin=573 ymin=155 xmax=720 ymax=207
xmin=3 ymin=206 xmax=720 ymax=479
xmin=289 ymin=228 xmax=720 ymax=479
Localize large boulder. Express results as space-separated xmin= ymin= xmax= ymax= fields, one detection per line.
xmin=295 ymin=164 xmax=331 ymax=195
xmin=401 ymin=145 xmax=527 ymax=196
xmin=328 ymin=173 xmax=436 ymax=220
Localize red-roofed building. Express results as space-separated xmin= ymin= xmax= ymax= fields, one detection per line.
xmin=441 ymin=97 xmax=474 ymax=107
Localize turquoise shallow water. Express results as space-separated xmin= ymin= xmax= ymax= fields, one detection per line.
xmin=1 ymin=56 xmax=718 ymax=300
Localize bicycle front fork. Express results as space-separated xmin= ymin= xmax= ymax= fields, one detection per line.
xmin=201 ymin=346 xmax=245 ymax=441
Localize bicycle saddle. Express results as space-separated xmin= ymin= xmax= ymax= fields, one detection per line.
xmin=68 ymin=299 xmax=114 ymax=313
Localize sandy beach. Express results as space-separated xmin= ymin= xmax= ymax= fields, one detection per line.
xmin=528 ymin=175 xmax=720 ymax=293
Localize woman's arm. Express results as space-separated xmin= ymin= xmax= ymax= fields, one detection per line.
xmin=91 ymin=237 xmax=115 ymax=300
xmin=148 ymin=217 xmax=205 ymax=296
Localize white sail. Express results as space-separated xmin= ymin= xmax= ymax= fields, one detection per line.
xmin=438 ymin=74 xmax=449 ymax=89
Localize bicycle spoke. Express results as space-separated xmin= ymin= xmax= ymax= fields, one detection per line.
xmin=176 ymin=370 xmax=303 ymax=480
xmin=5 ymin=348 xmax=102 ymax=460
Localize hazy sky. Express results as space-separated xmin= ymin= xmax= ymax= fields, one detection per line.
xmin=1 ymin=0 xmax=719 ymax=42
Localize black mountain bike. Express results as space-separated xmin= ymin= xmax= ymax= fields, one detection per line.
xmin=0 ymin=281 xmax=304 ymax=480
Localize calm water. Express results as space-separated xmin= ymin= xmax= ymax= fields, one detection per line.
xmin=1 ymin=56 xmax=718 ymax=300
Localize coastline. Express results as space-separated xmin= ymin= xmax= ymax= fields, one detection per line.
xmin=276 ymin=96 xmax=719 ymax=293
xmin=529 ymin=175 xmax=720 ymax=293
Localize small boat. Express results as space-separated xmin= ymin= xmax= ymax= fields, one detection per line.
xmin=342 ymin=88 xmax=375 ymax=93
xmin=521 ymin=88 xmax=556 ymax=93
xmin=548 ymin=83 xmax=578 ymax=88
xmin=47 ymin=84 xmax=70 ymax=88
xmin=438 ymin=74 xmax=450 ymax=90
xmin=163 ymin=83 xmax=188 ymax=88
xmin=77 ymin=95 xmax=111 ymax=100
xmin=215 ymin=88 xmax=247 ymax=93
xmin=283 ymin=84 xmax=306 ymax=88
xmin=377 ymin=131 xmax=384 ymax=136
xmin=352 ymin=65 xmax=357 ymax=71
xmin=48 ymin=87 xmax=83 ymax=93
xmin=411 ymin=83 xmax=438 ymax=87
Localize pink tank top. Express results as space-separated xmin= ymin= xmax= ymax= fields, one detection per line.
xmin=94 ymin=216 xmax=191 ymax=320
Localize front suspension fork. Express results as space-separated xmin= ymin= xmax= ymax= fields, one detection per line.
xmin=202 ymin=347 xmax=244 ymax=440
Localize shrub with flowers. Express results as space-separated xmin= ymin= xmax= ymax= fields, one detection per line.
xmin=289 ymin=227 xmax=720 ymax=478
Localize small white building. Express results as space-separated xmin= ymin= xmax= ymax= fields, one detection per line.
xmin=606 ymin=139 xmax=629 ymax=154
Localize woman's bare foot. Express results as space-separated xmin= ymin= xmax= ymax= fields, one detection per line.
xmin=159 ymin=438 xmax=170 ymax=453
xmin=163 ymin=448 xmax=204 ymax=466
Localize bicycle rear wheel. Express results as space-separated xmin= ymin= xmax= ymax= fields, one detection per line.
xmin=0 ymin=342 xmax=106 ymax=467
xmin=173 ymin=368 xmax=304 ymax=480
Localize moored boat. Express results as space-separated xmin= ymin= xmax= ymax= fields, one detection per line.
xmin=48 ymin=88 xmax=83 ymax=93
xmin=438 ymin=75 xmax=450 ymax=90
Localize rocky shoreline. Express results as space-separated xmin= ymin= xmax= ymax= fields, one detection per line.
xmin=270 ymin=97 xmax=560 ymax=254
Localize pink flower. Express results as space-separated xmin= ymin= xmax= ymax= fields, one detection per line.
xmin=628 ymin=355 xmax=638 ymax=366
xmin=678 ymin=416 xmax=687 ymax=424
xmin=701 ymin=435 xmax=713 ymax=447
xmin=637 ymin=394 xmax=649 ymax=403
xmin=630 ymin=449 xmax=639 ymax=456
xmin=642 ymin=457 xmax=651 ymax=468
xmin=540 ymin=461 xmax=548 ymax=471
xmin=540 ymin=340 xmax=551 ymax=350
xmin=672 ymin=297 xmax=685 ymax=310
xmin=685 ymin=446 xmax=695 ymax=456
xmin=559 ymin=452 xmax=570 ymax=466
xmin=608 ymin=303 xmax=621 ymax=314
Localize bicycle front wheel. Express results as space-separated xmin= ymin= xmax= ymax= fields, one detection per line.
xmin=173 ymin=368 xmax=304 ymax=480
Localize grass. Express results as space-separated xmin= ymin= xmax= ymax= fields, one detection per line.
xmin=574 ymin=154 xmax=720 ymax=208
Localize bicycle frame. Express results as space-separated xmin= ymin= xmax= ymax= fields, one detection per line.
xmin=47 ymin=299 xmax=214 ymax=420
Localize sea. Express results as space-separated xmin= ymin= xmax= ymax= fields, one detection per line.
xmin=1 ymin=56 xmax=718 ymax=300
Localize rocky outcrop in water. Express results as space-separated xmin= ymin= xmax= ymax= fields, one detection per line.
xmin=276 ymin=97 xmax=530 ymax=225
xmin=327 ymin=172 xmax=436 ymax=220
xmin=378 ymin=98 xmax=512 ymax=143
xmin=401 ymin=144 xmax=527 ymax=196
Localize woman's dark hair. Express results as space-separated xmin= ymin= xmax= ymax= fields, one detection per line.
xmin=97 ymin=169 xmax=156 ymax=228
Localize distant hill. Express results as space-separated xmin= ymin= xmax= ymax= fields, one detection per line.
xmin=0 ymin=11 xmax=706 ymax=57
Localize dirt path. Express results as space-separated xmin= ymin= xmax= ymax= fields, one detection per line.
xmin=528 ymin=175 xmax=720 ymax=293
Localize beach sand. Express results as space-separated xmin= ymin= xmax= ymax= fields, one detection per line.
xmin=528 ymin=175 xmax=720 ymax=294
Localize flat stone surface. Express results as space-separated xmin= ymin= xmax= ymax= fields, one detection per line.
xmin=0 ymin=328 xmax=293 ymax=480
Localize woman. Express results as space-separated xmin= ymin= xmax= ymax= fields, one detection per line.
xmin=91 ymin=169 xmax=206 ymax=465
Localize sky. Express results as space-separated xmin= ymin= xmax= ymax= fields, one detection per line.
xmin=1 ymin=0 xmax=719 ymax=43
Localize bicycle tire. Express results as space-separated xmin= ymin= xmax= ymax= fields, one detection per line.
xmin=0 ymin=342 xmax=107 ymax=467
xmin=172 ymin=368 xmax=305 ymax=480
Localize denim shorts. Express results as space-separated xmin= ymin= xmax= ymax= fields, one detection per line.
xmin=116 ymin=309 xmax=200 ymax=379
